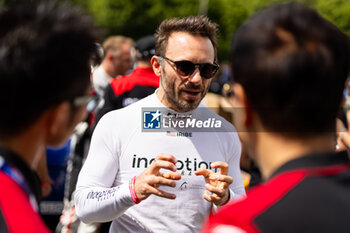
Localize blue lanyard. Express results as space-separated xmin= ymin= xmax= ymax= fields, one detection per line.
xmin=0 ymin=156 xmax=38 ymax=211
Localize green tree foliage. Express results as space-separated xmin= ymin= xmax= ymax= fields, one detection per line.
xmin=67 ymin=0 xmax=350 ymax=61
xmin=313 ymin=0 xmax=350 ymax=35
xmin=72 ymin=0 xmax=199 ymax=40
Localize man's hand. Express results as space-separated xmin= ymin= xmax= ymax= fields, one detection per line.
xmin=195 ymin=161 xmax=233 ymax=206
xmin=134 ymin=153 xmax=181 ymax=201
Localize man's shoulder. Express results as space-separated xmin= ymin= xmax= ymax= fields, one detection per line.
xmin=0 ymin=171 xmax=32 ymax=206
xmin=92 ymin=65 xmax=108 ymax=80
xmin=206 ymin=170 xmax=308 ymax=233
xmin=92 ymin=65 xmax=104 ymax=74
xmin=0 ymin=172 xmax=50 ymax=232
xmin=0 ymin=170 xmax=24 ymax=195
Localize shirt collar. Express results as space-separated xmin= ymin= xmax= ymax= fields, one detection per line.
xmin=269 ymin=150 xmax=350 ymax=179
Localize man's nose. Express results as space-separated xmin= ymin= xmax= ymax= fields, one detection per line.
xmin=188 ymin=66 xmax=202 ymax=84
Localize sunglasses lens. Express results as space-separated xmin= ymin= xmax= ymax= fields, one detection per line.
xmin=167 ymin=56 xmax=219 ymax=79
xmin=175 ymin=61 xmax=195 ymax=76
xmin=200 ymin=64 xmax=218 ymax=79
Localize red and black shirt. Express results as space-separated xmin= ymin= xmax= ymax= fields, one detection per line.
xmin=0 ymin=147 xmax=50 ymax=233
xmin=204 ymin=151 xmax=350 ymax=233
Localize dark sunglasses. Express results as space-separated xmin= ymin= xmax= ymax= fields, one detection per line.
xmin=160 ymin=56 xmax=219 ymax=79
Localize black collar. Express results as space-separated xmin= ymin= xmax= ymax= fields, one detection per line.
xmin=270 ymin=150 xmax=350 ymax=179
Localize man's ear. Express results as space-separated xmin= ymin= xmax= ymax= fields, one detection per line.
xmin=151 ymin=56 xmax=162 ymax=77
xmin=45 ymin=102 xmax=71 ymax=146
xmin=105 ymin=51 xmax=115 ymax=61
xmin=232 ymin=83 xmax=253 ymax=127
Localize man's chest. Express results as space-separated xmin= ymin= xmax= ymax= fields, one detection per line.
xmin=117 ymin=132 xmax=226 ymax=176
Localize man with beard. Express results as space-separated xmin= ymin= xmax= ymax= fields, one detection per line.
xmin=74 ymin=16 xmax=245 ymax=233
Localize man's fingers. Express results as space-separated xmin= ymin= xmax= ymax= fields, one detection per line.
xmin=203 ymin=191 xmax=221 ymax=204
xmin=149 ymin=176 xmax=177 ymax=188
xmin=203 ymin=191 xmax=212 ymax=202
xmin=147 ymin=185 xmax=176 ymax=199
xmin=195 ymin=168 xmax=233 ymax=189
xmin=203 ymin=185 xmax=229 ymax=206
xmin=205 ymin=183 xmax=226 ymax=197
xmin=195 ymin=168 xmax=213 ymax=177
xmin=136 ymin=177 xmax=177 ymax=200
xmin=134 ymin=154 xmax=179 ymax=201
xmin=156 ymin=153 xmax=177 ymax=164
xmin=159 ymin=171 xmax=181 ymax=180
xmin=216 ymin=175 xmax=233 ymax=185
xmin=195 ymin=165 xmax=233 ymax=205
xmin=205 ymin=173 xmax=233 ymax=185
xmin=210 ymin=161 xmax=229 ymax=175
xmin=148 ymin=159 xmax=177 ymax=175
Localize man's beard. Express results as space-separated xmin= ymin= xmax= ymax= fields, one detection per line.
xmin=160 ymin=64 xmax=209 ymax=112
xmin=163 ymin=81 xmax=207 ymax=112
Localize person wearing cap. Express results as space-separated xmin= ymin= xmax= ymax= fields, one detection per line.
xmin=94 ymin=35 xmax=159 ymax=124
xmin=92 ymin=35 xmax=135 ymax=98
xmin=74 ymin=16 xmax=245 ymax=233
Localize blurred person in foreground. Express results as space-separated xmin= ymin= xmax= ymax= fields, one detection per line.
xmin=203 ymin=3 xmax=350 ymax=233
xmin=92 ymin=35 xmax=134 ymax=98
xmin=94 ymin=35 xmax=159 ymax=124
xmin=74 ymin=15 xmax=245 ymax=233
xmin=0 ymin=0 xmax=100 ymax=232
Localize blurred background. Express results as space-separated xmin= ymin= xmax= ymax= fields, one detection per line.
xmin=2 ymin=0 xmax=348 ymax=61
xmin=1 ymin=0 xmax=347 ymax=62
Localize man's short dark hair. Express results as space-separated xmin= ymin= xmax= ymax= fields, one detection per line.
xmin=231 ymin=2 xmax=350 ymax=134
xmin=0 ymin=0 xmax=101 ymax=138
xmin=155 ymin=15 xmax=218 ymax=60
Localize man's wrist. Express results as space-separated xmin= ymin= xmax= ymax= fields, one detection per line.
xmin=129 ymin=176 xmax=141 ymax=204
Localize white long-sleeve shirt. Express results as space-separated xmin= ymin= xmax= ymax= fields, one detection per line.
xmin=74 ymin=92 xmax=245 ymax=233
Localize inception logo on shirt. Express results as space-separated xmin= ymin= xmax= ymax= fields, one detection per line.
xmin=142 ymin=107 xmax=225 ymax=132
